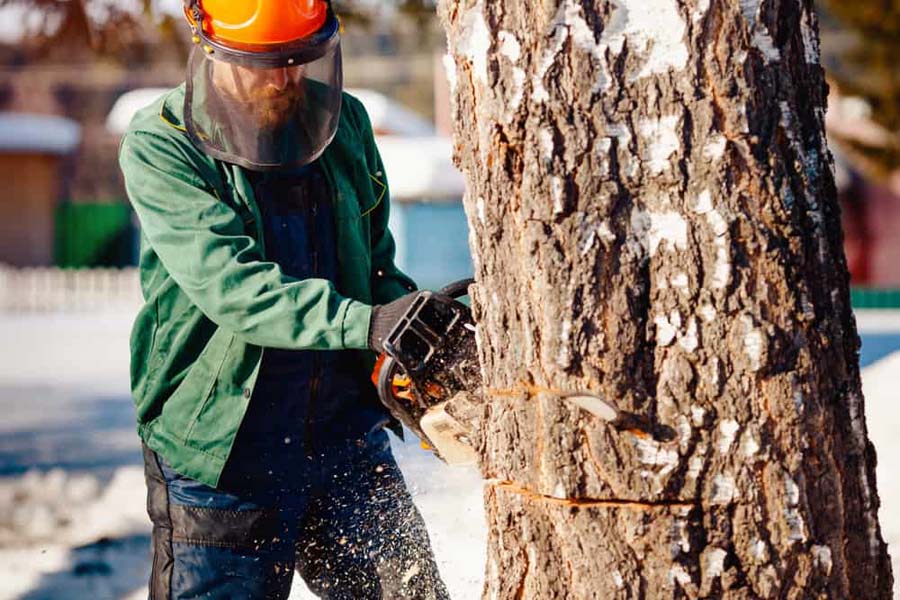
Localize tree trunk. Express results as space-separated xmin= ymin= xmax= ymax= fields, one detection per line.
xmin=438 ymin=0 xmax=893 ymax=597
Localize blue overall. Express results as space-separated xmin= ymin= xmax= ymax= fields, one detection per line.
xmin=143 ymin=164 xmax=448 ymax=600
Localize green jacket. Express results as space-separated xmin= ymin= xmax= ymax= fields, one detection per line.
xmin=119 ymin=85 xmax=415 ymax=487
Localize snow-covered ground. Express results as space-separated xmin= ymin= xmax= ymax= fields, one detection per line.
xmin=1 ymin=310 xmax=900 ymax=599
xmin=0 ymin=311 xmax=486 ymax=600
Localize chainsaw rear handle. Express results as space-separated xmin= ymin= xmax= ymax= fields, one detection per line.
xmin=381 ymin=280 xmax=474 ymax=378
xmin=438 ymin=278 xmax=475 ymax=300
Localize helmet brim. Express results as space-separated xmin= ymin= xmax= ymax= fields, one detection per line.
xmin=193 ymin=10 xmax=340 ymax=69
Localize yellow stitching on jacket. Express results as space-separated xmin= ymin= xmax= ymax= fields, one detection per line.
xmin=361 ymin=173 xmax=386 ymax=218
xmin=158 ymin=109 xmax=187 ymax=133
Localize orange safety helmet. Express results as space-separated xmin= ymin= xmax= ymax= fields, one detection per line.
xmin=184 ymin=0 xmax=338 ymax=67
xmin=181 ymin=0 xmax=344 ymax=170
xmin=185 ymin=0 xmax=328 ymax=48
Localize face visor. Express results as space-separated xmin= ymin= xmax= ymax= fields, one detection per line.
xmin=184 ymin=11 xmax=342 ymax=171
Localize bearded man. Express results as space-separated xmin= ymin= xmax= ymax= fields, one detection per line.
xmin=118 ymin=1 xmax=451 ymax=598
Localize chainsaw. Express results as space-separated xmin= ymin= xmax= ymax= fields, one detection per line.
xmin=372 ymin=278 xmax=625 ymax=466
xmin=372 ymin=279 xmax=482 ymax=465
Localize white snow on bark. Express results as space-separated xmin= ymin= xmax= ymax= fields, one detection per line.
xmin=706 ymin=208 xmax=728 ymax=237
xmin=597 ymin=221 xmax=616 ymax=242
xmin=741 ymin=316 xmax=765 ymax=371
xmin=669 ymin=564 xmax=693 ymax=586
xmin=812 ymin=545 xmax=833 ymax=576
xmin=498 ymin=30 xmax=521 ymax=62
xmin=551 ymin=176 xmax=565 ymax=216
xmin=741 ymin=428 xmax=761 ymax=457
xmin=552 ymin=481 xmax=567 ymax=499
xmin=578 ymin=218 xmax=616 ymax=256
xmin=670 ymin=517 xmax=691 ymax=554
xmin=750 ymin=538 xmax=768 ymax=561
xmin=476 ymin=196 xmax=486 ymax=225
xmin=455 ymin=3 xmax=491 ymax=86
xmin=506 ymin=68 xmax=526 ymax=121
xmin=785 ymin=508 xmax=807 ymax=542
xmin=708 ymin=357 xmax=720 ymax=389
xmin=679 ymin=318 xmax=699 ymax=352
xmin=676 ymin=414 xmax=692 ymax=447
xmin=671 ymin=272 xmax=689 ymax=290
xmin=633 ymin=435 xmax=679 ymax=477
xmin=468 ymin=226 xmax=482 ymax=273
xmin=691 ymin=405 xmax=706 ymax=427
xmin=533 ymin=0 xmax=689 ymax=96
xmin=556 ymin=317 xmax=572 ymax=366
xmin=539 ymin=128 xmax=554 ymax=162
xmin=739 ymin=0 xmax=780 ymax=62
xmin=846 ymin=389 xmax=883 ymax=561
xmin=498 ymin=31 xmax=525 ymax=120
xmin=711 ymin=473 xmax=737 ymax=504
xmin=612 ymin=570 xmax=625 ymax=589
xmin=698 ymin=302 xmax=717 ymax=323
xmin=531 ymin=12 xmax=569 ymax=103
xmin=555 ymin=0 xmax=605 ymax=92
xmin=784 ymin=475 xmax=807 ymax=543
xmin=792 ymin=379 xmax=805 ymax=415
xmin=716 ymin=419 xmax=740 ymax=453
xmin=752 ymin=31 xmax=780 ymax=62
xmin=442 ymin=53 xmax=457 ymax=96
xmin=563 ymin=3 xmax=599 ymax=53
xmin=633 ymin=210 xmax=688 ymax=256
xmin=703 ymin=546 xmax=728 ymax=578
xmin=602 ymin=0 xmax=689 ymax=81
xmin=738 ymin=0 xmax=760 ymax=21
xmin=800 ymin=9 xmax=820 ymax=64
xmin=654 ymin=313 xmax=678 ymax=347
xmin=785 ymin=475 xmax=800 ymax=505
xmin=651 ymin=211 xmax=689 ymax=255
xmin=695 ymin=192 xmax=731 ymax=290
xmin=639 ymin=115 xmax=681 ymax=174
xmin=694 ymin=190 xmax=713 ymax=215
xmin=687 ymin=455 xmax=704 ymax=480
xmin=705 ymin=208 xmax=730 ymax=289
xmin=703 ymin=135 xmax=727 ymax=161
xmin=605 ymin=122 xmax=633 ymax=146
xmin=692 ymin=0 xmax=710 ymax=23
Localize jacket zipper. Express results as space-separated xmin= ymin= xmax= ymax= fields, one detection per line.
xmin=305 ymin=188 xmax=320 ymax=457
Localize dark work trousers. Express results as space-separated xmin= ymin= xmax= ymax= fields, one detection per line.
xmin=142 ymin=428 xmax=448 ymax=599
xmin=142 ymin=164 xmax=448 ymax=599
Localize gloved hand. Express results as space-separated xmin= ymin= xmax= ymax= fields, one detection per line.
xmin=368 ymin=291 xmax=434 ymax=353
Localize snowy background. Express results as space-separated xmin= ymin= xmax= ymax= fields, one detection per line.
xmin=1 ymin=309 xmax=899 ymax=599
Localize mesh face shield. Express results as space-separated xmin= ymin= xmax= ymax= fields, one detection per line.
xmin=184 ymin=13 xmax=343 ymax=171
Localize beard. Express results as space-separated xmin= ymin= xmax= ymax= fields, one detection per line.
xmin=250 ymin=85 xmax=303 ymax=129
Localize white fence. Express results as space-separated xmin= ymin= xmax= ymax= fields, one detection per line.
xmin=0 ymin=265 xmax=142 ymax=312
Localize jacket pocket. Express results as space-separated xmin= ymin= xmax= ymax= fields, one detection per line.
xmin=168 ymin=329 xmax=234 ymax=445
xmin=183 ymin=334 xmax=259 ymax=458
xmin=184 ymin=328 xmax=234 ymax=443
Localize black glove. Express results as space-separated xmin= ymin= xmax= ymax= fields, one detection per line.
xmin=368 ymin=291 xmax=430 ymax=353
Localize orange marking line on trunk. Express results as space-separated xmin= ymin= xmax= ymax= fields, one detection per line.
xmin=489 ymin=480 xmax=696 ymax=511
xmin=485 ymin=383 xmax=567 ymax=398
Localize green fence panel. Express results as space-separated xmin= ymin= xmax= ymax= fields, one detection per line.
xmin=851 ymin=288 xmax=900 ymax=309
xmin=55 ymin=202 xmax=135 ymax=268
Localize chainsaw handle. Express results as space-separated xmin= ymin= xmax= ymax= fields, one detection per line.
xmin=438 ymin=278 xmax=475 ymax=300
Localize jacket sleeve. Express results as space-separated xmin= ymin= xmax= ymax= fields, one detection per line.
xmin=119 ymin=130 xmax=372 ymax=350
xmin=352 ymin=99 xmax=418 ymax=305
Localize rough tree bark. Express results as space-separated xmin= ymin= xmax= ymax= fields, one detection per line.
xmin=438 ymin=0 xmax=893 ymax=597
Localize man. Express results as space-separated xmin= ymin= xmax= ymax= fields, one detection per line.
xmin=118 ymin=1 xmax=451 ymax=598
